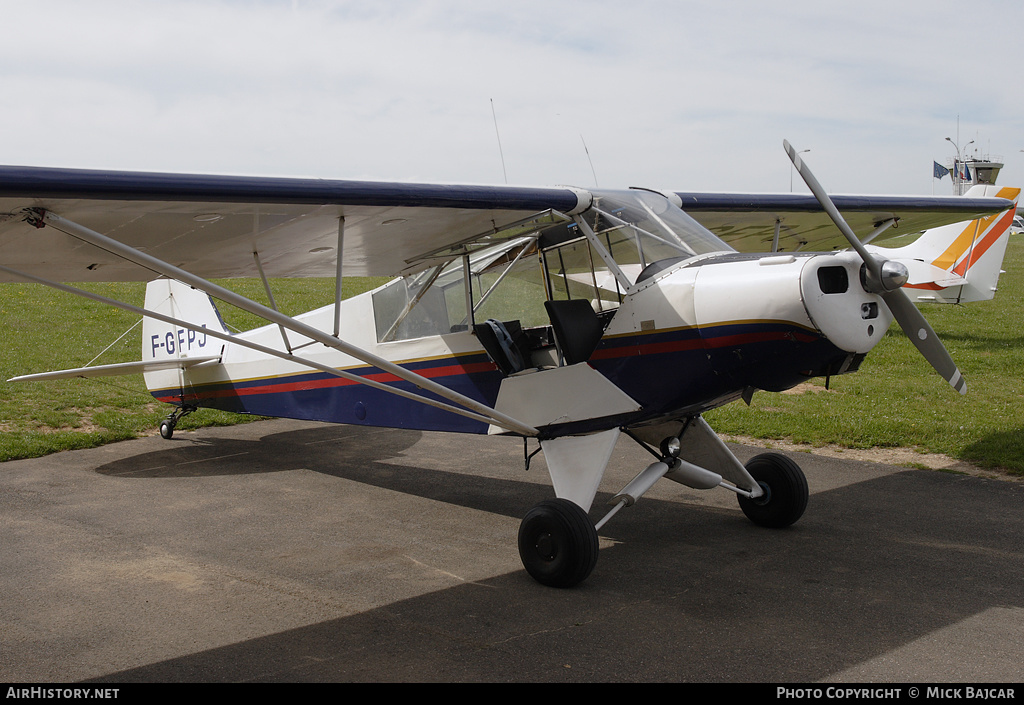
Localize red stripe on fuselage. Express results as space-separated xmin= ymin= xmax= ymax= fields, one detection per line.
xmin=154 ymin=359 xmax=497 ymax=402
xmin=702 ymin=329 xmax=818 ymax=347
xmin=590 ymin=324 xmax=817 ymax=360
xmin=589 ymin=336 xmax=703 ymax=360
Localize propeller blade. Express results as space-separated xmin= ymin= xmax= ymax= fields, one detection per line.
xmin=783 ymin=140 xmax=882 ymax=282
xmin=783 ymin=139 xmax=966 ymax=394
xmin=882 ymin=288 xmax=966 ymax=394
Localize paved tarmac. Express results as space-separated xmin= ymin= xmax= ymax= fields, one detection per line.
xmin=1 ymin=418 xmax=1022 ymax=683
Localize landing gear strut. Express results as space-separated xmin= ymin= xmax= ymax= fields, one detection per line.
xmin=159 ymin=405 xmax=196 ymax=440
xmin=517 ymin=419 xmax=810 ymax=588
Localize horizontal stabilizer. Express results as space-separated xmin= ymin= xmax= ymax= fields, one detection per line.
xmin=893 ymin=258 xmax=968 ymax=288
xmin=8 ymin=356 xmax=220 ymax=383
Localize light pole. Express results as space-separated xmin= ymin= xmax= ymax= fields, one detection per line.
xmin=946 ymin=137 xmax=973 ymax=194
xmin=790 ymin=149 xmax=810 ymax=192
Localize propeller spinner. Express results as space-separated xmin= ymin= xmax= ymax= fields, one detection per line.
xmin=784 ymin=140 xmax=966 ymax=394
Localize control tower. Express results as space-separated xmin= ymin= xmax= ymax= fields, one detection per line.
xmin=945 ymin=155 xmax=1003 ymax=195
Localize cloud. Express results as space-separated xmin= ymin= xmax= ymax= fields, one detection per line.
xmin=0 ymin=0 xmax=1020 ymax=193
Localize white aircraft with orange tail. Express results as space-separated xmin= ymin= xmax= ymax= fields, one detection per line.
xmin=2 ymin=142 xmax=1018 ymax=587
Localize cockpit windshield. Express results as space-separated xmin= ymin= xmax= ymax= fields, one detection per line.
xmin=586 ymin=189 xmax=733 ymax=262
xmin=372 ymin=188 xmax=734 ymax=343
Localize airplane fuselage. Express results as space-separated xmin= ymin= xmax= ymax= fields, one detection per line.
xmin=143 ymin=248 xmax=891 ymax=438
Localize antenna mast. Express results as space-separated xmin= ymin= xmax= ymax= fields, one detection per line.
xmin=581 ymin=134 xmax=599 ymax=187
xmin=490 ymin=99 xmax=508 ymax=184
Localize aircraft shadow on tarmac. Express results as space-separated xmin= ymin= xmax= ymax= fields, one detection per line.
xmin=86 ymin=425 xmax=1024 ymax=682
xmin=95 ymin=424 xmax=424 ymax=479
xmin=94 ymin=423 xmax=565 ymax=518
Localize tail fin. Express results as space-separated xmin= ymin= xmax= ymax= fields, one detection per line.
xmin=7 ymin=280 xmax=225 ymax=386
xmin=873 ymin=185 xmax=1020 ymax=304
xmin=142 ymin=279 xmax=229 ymax=395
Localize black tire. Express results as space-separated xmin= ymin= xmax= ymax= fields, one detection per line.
xmin=518 ymin=498 xmax=599 ymax=588
xmin=737 ymin=452 xmax=808 ymax=528
xmin=159 ymin=420 xmax=175 ymax=440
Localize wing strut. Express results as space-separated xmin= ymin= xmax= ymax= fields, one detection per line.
xmin=0 ymin=263 xmax=533 ymax=432
xmin=20 ymin=209 xmax=540 ymax=437
xmin=252 ymin=249 xmax=293 ymax=353
xmin=334 ymin=216 xmax=345 ymax=337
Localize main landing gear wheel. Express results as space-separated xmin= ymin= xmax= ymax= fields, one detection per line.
xmin=737 ymin=452 xmax=808 ymax=528
xmin=518 ymin=498 xmax=599 ymax=588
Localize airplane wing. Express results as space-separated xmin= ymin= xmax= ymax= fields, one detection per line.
xmin=0 ymin=165 xmax=589 ymax=282
xmin=0 ymin=165 xmax=1011 ymax=283
xmin=673 ymin=192 xmax=1013 ymax=253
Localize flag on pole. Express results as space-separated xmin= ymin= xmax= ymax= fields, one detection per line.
xmin=933 ymin=161 xmax=950 ymax=180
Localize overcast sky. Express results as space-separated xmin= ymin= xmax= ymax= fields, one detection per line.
xmin=1 ymin=0 xmax=1021 ymax=196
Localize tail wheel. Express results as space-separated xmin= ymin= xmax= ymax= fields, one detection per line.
xmin=159 ymin=405 xmax=196 ymax=441
xmin=518 ymin=498 xmax=599 ymax=588
xmin=737 ymin=452 xmax=808 ymax=528
xmin=159 ymin=419 xmax=175 ymax=440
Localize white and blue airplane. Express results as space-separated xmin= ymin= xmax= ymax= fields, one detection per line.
xmin=1 ymin=142 xmax=1018 ymax=587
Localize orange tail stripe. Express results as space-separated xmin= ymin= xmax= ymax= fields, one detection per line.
xmin=951 ymin=208 xmax=1014 ymax=277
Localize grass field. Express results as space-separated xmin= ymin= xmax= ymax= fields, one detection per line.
xmin=2 ymin=239 xmax=1022 ymax=473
